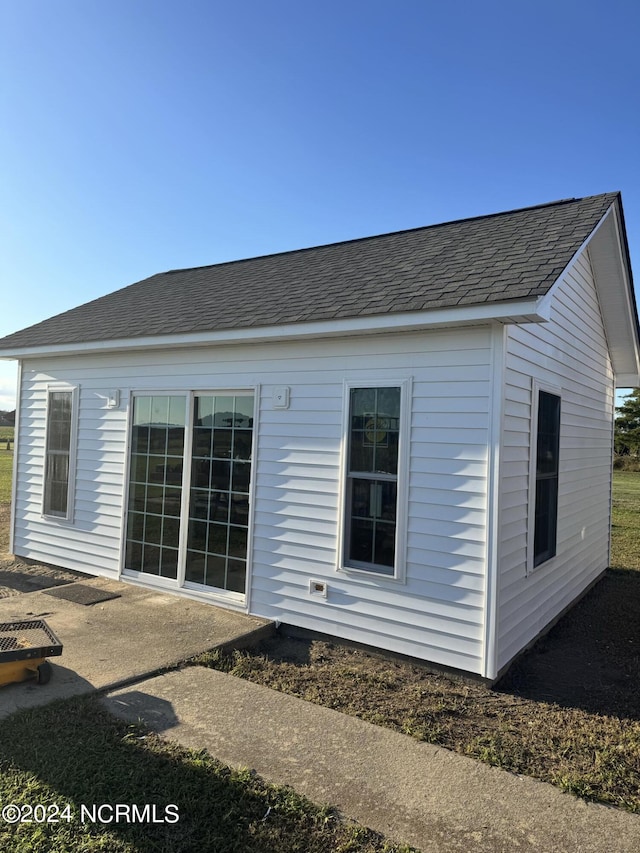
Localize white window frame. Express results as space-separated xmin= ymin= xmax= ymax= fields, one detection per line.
xmin=527 ymin=379 xmax=562 ymax=575
xmin=42 ymin=383 xmax=79 ymax=521
xmin=337 ymin=377 xmax=412 ymax=582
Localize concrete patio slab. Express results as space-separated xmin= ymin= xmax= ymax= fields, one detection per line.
xmin=0 ymin=577 xmax=272 ymax=718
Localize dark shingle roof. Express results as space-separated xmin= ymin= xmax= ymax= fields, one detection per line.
xmin=0 ymin=193 xmax=620 ymax=351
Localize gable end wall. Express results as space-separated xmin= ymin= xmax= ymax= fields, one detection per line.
xmin=497 ymin=249 xmax=614 ymax=672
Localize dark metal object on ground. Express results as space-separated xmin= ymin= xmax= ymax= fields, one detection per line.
xmin=0 ymin=618 xmax=63 ymax=686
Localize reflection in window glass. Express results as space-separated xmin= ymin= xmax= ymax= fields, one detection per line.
xmin=43 ymin=390 xmax=75 ymax=518
xmin=186 ymin=394 xmax=254 ymax=593
xmin=345 ymin=387 xmax=401 ymax=575
xmin=534 ymin=391 xmax=561 ymax=567
xmin=125 ymin=396 xmax=186 ymax=579
xmin=126 ymin=392 xmax=254 ymax=595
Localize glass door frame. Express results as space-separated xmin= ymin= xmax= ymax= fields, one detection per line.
xmin=122 ymin=387 xmax=259 ymax=608
xmin=178 ymin=388 xmax=258 ymax=604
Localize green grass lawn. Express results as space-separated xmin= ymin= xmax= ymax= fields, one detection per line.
xmin=0 ymin=426 xmax=14 ymax=504
xmin=0 ymin=452 xmax=13 ymax=505
xmin=611 ymin=471 xmax=640 ymax=570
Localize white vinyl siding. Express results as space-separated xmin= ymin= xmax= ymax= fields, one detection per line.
xmin=13 ymin=327 xmax=493 ymax=674
xmin=497 ymin=249 xmax=615 ymax=672
xmin=14 ymin=380 xmax=127 ymax=577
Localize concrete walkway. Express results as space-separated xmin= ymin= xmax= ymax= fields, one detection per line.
xmin=103 ymin=666 xmax=640 ymax=853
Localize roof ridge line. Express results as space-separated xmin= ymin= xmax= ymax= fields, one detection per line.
xmin=164 ymin=193 xmax=617 ymax=277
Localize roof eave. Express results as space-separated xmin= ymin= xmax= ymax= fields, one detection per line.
xmin=586 ymin=201 xmax=640 ymax=387
xmin=537 ymin=199 xmax=640 ymax=388
xmin=615 ymin=374 xmax=640 ymax=389
xmin=0 ymin=297 xmax=551 ymax=360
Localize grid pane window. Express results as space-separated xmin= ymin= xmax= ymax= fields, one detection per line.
xmin=43 ymin=390 xmax=74 ymax=517
xmin=125 ymin=395 xmax=186 ymax=579
xmin=185 ymin=394 xmax=254 ymax=593
xmin=533 ymin=391 xmax=561 ymax=567
xmin=345 ymin=387 xmax=401 ymax=575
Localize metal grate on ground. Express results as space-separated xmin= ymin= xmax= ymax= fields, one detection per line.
xmin=0 ymin=619 xmax=63 ymax=658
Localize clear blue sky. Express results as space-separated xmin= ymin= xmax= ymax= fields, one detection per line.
xmin=1 ymin=0 xmax=639 ymax=409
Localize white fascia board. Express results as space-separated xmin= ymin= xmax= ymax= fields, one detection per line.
xmin=598 ymin=204 xmax=640 ymax=380
xmin=615 ymin=375 xmax=640 ymax=389
xmin=0 ymin=297 xmax=550 ymax=360
xmin=545 ymin=202 xmax=640 ymax=383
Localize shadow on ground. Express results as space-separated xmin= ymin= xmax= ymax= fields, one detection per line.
xmin=0 ymin=696 xmax=390 ymax=853
xmin=0 ymin=557 xmax=88 ymax=598
xmin=496 ymin=569 xmax=640 ymax=719
xmin=0 ymin=569 xmax=71 ymax=595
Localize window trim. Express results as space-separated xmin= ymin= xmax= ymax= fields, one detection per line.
xmin=42 ymin=383 xmax=79 ymax=521
xmin=337 ymin=377 xmax=411 ymax=582
xmin=527 ymin=380 xmax=562 ymax=574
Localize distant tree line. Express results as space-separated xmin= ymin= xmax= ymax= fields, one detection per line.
xmin=615 ymin=390 xmax=640 ymax=458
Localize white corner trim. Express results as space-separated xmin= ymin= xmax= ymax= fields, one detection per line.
xmin=607 ymin=376 xmax=615 ymax=573
xmin=9 ymin=361 xmax=22 ymax=556
xmin=482 ymin=323 xmax=506 ymax=680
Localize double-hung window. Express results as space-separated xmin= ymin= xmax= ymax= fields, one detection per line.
xmin=531 ymin=388 xmax=561 ymax=569
xmin=43 ymin=386 xmax=78 ymax=519
xmin=342 ymin=381 xmax=409 ymax=578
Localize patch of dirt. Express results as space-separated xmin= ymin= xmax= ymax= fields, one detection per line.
xmin=498 ymin=569 xmax=640 ymax=719
xmin=0 ymin=504 xmax=89 ymax=597
xmin=0 ymin=561 xmax=89 ymax=598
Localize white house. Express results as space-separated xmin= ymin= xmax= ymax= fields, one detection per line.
xmin=1 ymin=192 xmax=638 ymax=680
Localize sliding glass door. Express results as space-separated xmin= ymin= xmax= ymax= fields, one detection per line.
xmin=125 ymin=396 xmax=186 ymax=580
xmin=185 ymin=394 xmax=254 ymax=594
xmin=124 ymin=392 xmax=254 ymax=597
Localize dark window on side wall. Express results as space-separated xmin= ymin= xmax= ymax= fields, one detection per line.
xmin=533 ymin=390 xmax=561 ymax=567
